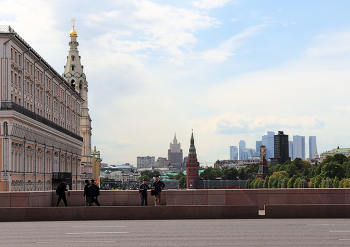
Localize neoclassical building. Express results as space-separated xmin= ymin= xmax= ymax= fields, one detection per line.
xmin=0 ymin=24 xmax=85 ymax=191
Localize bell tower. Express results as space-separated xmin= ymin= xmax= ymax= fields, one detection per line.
xmin=63 ymin=19 xmax=92 ymax=185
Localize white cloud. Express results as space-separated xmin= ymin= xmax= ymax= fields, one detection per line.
xmin=192 ymin=0 xmax=235 ymax=9
xmin=199 ymin=24 xmax=267 ymax=62
xmin=84 ymin=0 xmax=221 ymax=64
xmin=197 ymin=113 xmax=325 ymax=135
xmin=306 ymin=32 xmax=350 ymax=57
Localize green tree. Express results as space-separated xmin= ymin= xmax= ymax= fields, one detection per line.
xmin=333 ymin=154 xmax=348 ymax=165
xmin=320 ymin=162 xmax=345 ymax=179
xmin=293 ymin=178 xmax=301 ymax=188
xmin=222 ymin=167 xmax=238 ymax=180
xmin=263 ymin=176 xmax=269 ymax=188
xmin=179 ymin=176 xmax=187 ymax=189
xmin=333 ymin=177 xmax=340 ymax=188
xmin=138 ymin=175 xmax=150 ymax=181
xmin=287 ymin=175 xmax=298 ymax=188
xmin=245 ymin=179 xmax=252 ymax=189
xmin=175 ymin=171 xmax=185 ymax=180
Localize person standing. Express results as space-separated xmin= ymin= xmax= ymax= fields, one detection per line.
xmin=83 ymin=180 xmax=91 ymax=206
xmin=139 ymin=179 xmax=150 ymax=206
xmin=56 ymin=180 xmax=68 ymax=207
xmin=153 ymin=175 xmax=165 ymax=206
xmin=88 ymin=179 xmax=100 ymax=206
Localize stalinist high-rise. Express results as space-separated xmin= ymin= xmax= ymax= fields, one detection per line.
xmin=63 ymin=20 xmax=92 ymax=185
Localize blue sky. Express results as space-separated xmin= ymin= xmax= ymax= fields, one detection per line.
xmin=1 ymin=0 xmax=350 ymax=165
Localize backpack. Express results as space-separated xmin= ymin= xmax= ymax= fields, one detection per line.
xmin=56 ymin=185 xmax=60 ymax=195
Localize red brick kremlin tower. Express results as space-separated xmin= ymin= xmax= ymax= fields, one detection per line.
xmin=186 ymin=131 xmax=200 ymax=189
xmin=257 ymin=145 xmax=269 ymax=179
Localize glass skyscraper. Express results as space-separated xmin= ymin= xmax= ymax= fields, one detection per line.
xmin=230 ymin=146 xmax=238 ymax=160
xmin=262 ymin=131 xmax=275 ymax=159
xmin=239 ymin=140 xmax=246 ymax=160
xmin=289 ymin=141 xmax=293 ymax=160
xmin=309 ymin=136 xmax=317 ymax=159
xmin=293 ymin=135 xmax=305 ymax=160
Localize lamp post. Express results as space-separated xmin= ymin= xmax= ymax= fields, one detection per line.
xmin=220 ymin=179 xmax=222 ymax=189
xmin=281 ymin=179 xmax=285 ymax=188
xmin=321 ymin=178 xmax=325 ymax=188
xmin=226 ymin=179 xmax=228 ymax=189
xmin=326 ymin=178 xmax=331 ymax=188
xmin=207 ymin=180 xmax=210 ymax=190
xmin=203 ymin=180 xmax=205 ymax=190
xmin=300 ymin=178 xmax=306 ymax=188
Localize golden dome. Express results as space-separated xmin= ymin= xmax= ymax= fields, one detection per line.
xmin=70 ymin=25 xmax=77 ymax=37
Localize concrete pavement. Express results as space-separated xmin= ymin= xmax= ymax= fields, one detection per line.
xmin=2 ymin=219 xmax=350 ymax=246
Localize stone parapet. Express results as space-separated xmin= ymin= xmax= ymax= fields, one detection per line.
xmin=0 ymin=205 xmax=259 ymax=222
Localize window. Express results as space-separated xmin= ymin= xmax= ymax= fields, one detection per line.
xmin=37 ymin=71 xmax=39 ymax=79
xmin=11 ymin=48 xmax=13 ymax=60
xmin=4 ymin=122 xmax=8 ymax=136
xmin=27 ymin=81 xmax=29 ymax=91
xmin=19 ymin=54 xmax=21 ymax=66
xmin=40 ymin=73 xmax=42 ymax=82
xmin=71 ymin=56 xmax=75 ymax=61
xmin=18 ymin=98 xmax=21 ymax=105
xmin=71 ymin=65 xmax=75 ymax=71
xmin=11 ymin=71 xmax=13 ymax=83
xmin=15 ymin=96 xmax=17 ymax=104
xmin=18 ymin=76 xmax=21 ymax=87
xmin=40 ymin=91 xmax=42 ymax=100
xmin=15 ymin=73 xmax=17 ymax=85
xmin=15 ymin=51 xmax=17 ymax=63
xmin=30 ymin=64 xmax=32 ymax=74
xmin=26 ymin=61 xmax=29 ymax=71
xmin=30 ymin=84 xmax=32 ymax=94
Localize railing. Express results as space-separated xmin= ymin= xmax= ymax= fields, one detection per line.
xmin=1 ymin=102 xmax=83 ymax=142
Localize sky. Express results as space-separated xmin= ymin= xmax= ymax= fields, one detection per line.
xmin=1 ymin=0 xmax=350 ymax=166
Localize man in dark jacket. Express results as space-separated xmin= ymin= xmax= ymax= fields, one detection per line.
xmin=88 ymin=179 xmax=100 ymax=206
xmin=153 ymin=175 xmax=165 ymax=206
xmin=56 ymin=180 xmax=68 ymax=207
xmin=139 ymin=179 xmax=150 ymax=206
xmin=83 ymin=180 xmax=91 ymax=206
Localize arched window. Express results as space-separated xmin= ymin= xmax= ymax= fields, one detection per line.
xmin=4 ymin=122 xmax=8 ymax=136
xmin=71 ymin=79 xmax=75 ymax=88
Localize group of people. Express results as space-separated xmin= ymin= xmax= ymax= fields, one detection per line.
xmin=56 ymin=179 xmax=101 ymax=207
xmin=139 ymin=175 xmax=165 ymax=206
xmin=56 ymin=175 xmax=166 ymax=207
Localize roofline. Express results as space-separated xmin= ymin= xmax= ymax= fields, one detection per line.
xmin=0 ymin=25 xmax=84 ymax=101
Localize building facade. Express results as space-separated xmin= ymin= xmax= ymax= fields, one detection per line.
xmin=270 ymin=131 xmax=291 ymax=166
xmin=239 ymin=140 xmax=246 ymax=160
xmin=289 ymin=141 xmax=293 ymax=160
xmin=262 ymin=131 xmax=275 ymax=159
xmin=62 ymin=21 xmax=92 ymax=184
xmin=137 ymin=156 xmax=155 ymax=169
xmin=293 ymin=135 xmax=305 ymax=160
xmin=309 ymin=136 xmax=317 ymax=159
xmin=0 ymin=25 xmax=84 ymax=191
xmin=168 ymin=134 xmax=183 ymax=165
xmin=320 ymin=147 xmax=350 ymax=162
xmin=230 ymin=146 xmax=238 ymax=160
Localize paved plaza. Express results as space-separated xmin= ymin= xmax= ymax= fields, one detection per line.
xmin=1 ymin=219 xmax=350 ymax=246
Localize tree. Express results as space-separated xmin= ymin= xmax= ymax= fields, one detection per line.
xmin=138 ymin=175 xmax=150 ymax=181
xmin=179 ymin=176 xmax=186 ymax=189
xmin=271 ymin=171 xmax=289 ymax=178
xmin=263 ymin=176 xmax=269 ymax=188
xmin=333 ymin=154 xmax=348 ymax=165
xmin=222 ymin=167 xmax=238 ymax=180
xmin=287 ymin=175 xmax=298 ymax=188
xmin=175 ymin=171 xmax=185 ymax=180
xmin=293 ymin=178 xmax=301 ymax=188
xmin=245 ymin=179 xmax=252 ymax=189
xmin=320 ymin=162 xmax=345 ymax=179
xmin=333 ymin=177 xmax=340 ymax=188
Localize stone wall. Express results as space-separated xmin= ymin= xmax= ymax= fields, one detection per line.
xmin=1 ymin=189 xmax=350 ymax=209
